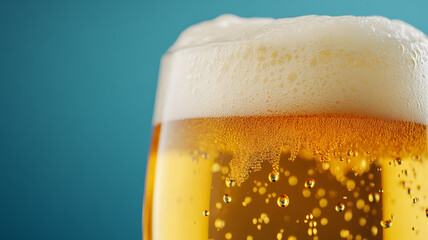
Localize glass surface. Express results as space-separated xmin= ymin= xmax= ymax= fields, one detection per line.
xmin=143 ymin=16 xmax=428 ymax=240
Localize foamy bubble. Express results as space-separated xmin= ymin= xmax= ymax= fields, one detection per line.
xmin=154 ymin=15 xmax=428 ymax=124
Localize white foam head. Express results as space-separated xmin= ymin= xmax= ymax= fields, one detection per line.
xmin=154 ymin=15 xmax=428 ymax=125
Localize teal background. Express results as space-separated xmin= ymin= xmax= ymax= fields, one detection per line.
xmin=1 ymin=0 xmax=427 ymax=239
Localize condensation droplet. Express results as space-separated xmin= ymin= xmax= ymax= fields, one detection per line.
xmin=368 ymin=192 xmax=380 ymax=203
xmin=223 ymin=194 xmax=232 ymax=203
xmin=413 ymin=197 xmax=419 ymax=204
xmin=308 ymin=228 xmax=318 ymax=236
xmin=305 ymin=178 xmax=315 ymax=189
xmin=203 ymin=210 xmax=210 ymax=216
xmin=225 ymin=232 xmax=232 ymax=239
xmin=335 ymin=202 xmax=345 ymax=212
xmin=269 ymin=171 xmax=280 ymax=182
xmin=381 ymin=219 xmax=392 ymax=228
xmin=277 ymin=194 xmax=290 ymax=208
xmin=305 ymin=213 xmax=314 ymax=220
xmin=225 ymin=177 xmax=235 ymax=187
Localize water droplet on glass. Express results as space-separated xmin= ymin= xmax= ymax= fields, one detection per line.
xmin=277 ymin=194 xmax=290 ymax=208
xmin=335 ymin=202 xmax=345 ymax=212
xmin=203 ymin=210 xmax=210 ymax=216
xmin=223 ymin=194 xmax=232 ymax=203
xmin=368 ymin=191 xmax=380 ymax=203
xmin=269 ymin=171 xmax=280 ymax=182
xmin=380 ymin=219 xmax=392 ymax=228
xmin=225 ymin=177 xmax=235 ymax=187
xmin=305 ymin=178 xmax=315 ymax=188
xmin=307 ymin=228 xmax=318 ymax=236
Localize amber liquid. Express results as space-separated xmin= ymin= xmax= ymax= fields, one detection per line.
xmin=143 ymin=115 xmax=428 ymax=240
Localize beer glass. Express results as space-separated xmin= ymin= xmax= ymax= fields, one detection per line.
xmin=143 ymin=15 xmax=428 ymax=240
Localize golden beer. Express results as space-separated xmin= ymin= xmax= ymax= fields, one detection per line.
xmin=143 ymin=15 xmax=428 ymax=240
